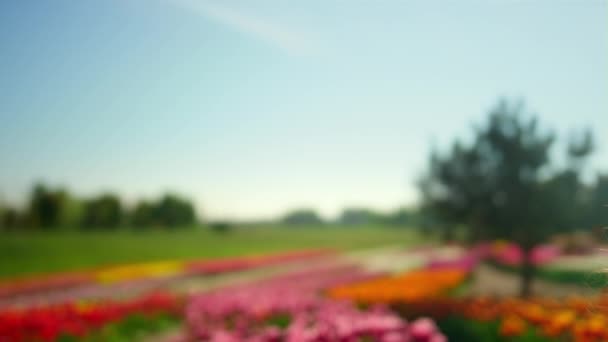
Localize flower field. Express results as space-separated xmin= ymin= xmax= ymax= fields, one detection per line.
xmin=1 ymin=240 xmax=607 ymax=341
xmin=0 ymin=292 xmax=181 ymax=342
xmin=180 ymin=266 xmax=446 ymax=342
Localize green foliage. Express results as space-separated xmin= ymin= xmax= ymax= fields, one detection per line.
xmin=155 ymin=194 xmax=196 ymax=227
xmin=130 ymin=194 xmax=196 ymax=228
xmin=81 ymin=194 xmax=123 ymax=229
xmin=0 ymin=206 xmax=21 ymax=230
xmin=339 ymin=208 xmax=378 ymax=225
xmin=131 ymin=201 xmax=155 ymax=227
xmin=209 ymin=221 xmax=233 ymax=233
xmin=79 ymin=314 xmax=180 ymax=342
xmin=266 ymin=314 xmax=292 ymax=328
xmin=0 ymin=181 xmax=199 ymax=231
xmin=437 ymin=317 xmax=503 ymax=342
xmin=589 ymin=174 xmax=608 ymax=229
xmin=419 ymin=99 xmax=595 ymax=296
xmin=337 ymin=207 xmax=419 ymax=226
xmin=28 ymin=183 xmax=69 ymax=229
xmin=437 ymin=317 xmax=552 ymax=342
xmin=281 ymin=209 xmax=324 ymax=225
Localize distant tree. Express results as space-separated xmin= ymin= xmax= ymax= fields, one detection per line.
xmin=131 ymin=201 xmax=155 ymax=227
xmin=155 ymin=194 xmax=196 ymax=227
xmin=339 ymin=208 xmax=377 ymax=225
xmin=589 ymin=174 xmax=608 ymax=230
xmin=0 ymin=207 xmax=20 ymax=230
xmin=419 ymin=99 xmax=594 ymax=297
xmin=81 ymin=194 xmax=123 ymax=228
xmin=130 ymin=194 xmax=196 ymax=228
xmin=282 ymin=209 xmax=324 ymax=225
xmin=209 ymin=221 xmax=232 ymax=233
xmin=27 ymin=184 xmax=68 ymax=229
xmin=383 ymin=207 xmax=417 ymax=226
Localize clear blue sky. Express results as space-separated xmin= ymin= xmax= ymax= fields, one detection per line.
xmin=0 ymin=0 xmax=606 ymax=220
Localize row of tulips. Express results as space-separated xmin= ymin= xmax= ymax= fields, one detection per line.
xmin=326 ymin=262 xmax=608 ymax=341
xmin=390 ymin=296 xmax=608 ymax=342
xmin=0 ymin=250 xmax=331 ymax=302
xmin=179 ymin=265 xmax=447 ymax=342
xmin=328 ymin=268 xmax=468 ymax=303
xmin=0 ymin=292 xmax=181 ymax=342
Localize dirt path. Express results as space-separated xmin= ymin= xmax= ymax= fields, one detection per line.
xmin=468 ymin=263 xmax=600 ymax=298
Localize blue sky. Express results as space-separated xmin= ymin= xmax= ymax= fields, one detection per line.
xmin=0 ymin=0 xmax=606 ymax=220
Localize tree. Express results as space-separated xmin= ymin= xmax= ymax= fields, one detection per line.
xmin=589 ymin=174 xmax=608 ymax=230
xmin=281 ymin=209 xmax=324 ymax=226
xmin=130 ymin=194 xmax=196 ymax=228
xmin=339 ymin=208 xmax=377 ymax=225
xmin=131 ymin=201 xmax=155 ymax=227
xmin=27 ymin=184 xmax=68 ymax=229
xmin=419 ymin=100 xmax=593 ymax=297
xmin=0 ymin=207 xmax=20 ymax=231
xmin=155 ymin=194 xmax=196 ymax=227
xmin=81 ymin=194 xmax=123 ymax=228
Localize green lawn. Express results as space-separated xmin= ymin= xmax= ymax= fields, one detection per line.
xmin=0 ymin=226 xmax=422 ymax=279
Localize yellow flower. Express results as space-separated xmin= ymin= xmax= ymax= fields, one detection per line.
xmin=95 ymin=261 xmax=184 ymax=283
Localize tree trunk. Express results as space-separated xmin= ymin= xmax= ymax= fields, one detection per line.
xmin=520 ymin=247 xmax=535 ymax=298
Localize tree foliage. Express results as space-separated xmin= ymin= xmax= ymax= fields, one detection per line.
xmin=81 ymin=194 xmax=123 ymax=228
xmin=419 ymin=100 xmax=594 ymax=296
xmin=27 ymin=184 xmax=68 ymax=229
xmin=282 ymin=209 xmax=324 ymax=226
xmin=130 ymin=194 xmax=196 ymax=228
xmin=0 ymin=183 xmax=198 ymax=230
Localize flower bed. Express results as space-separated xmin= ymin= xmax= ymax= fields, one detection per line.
xmin=328 ymin=268 xmax=468 ymax=304
xmin=181 ymin=266 xmax=447 ymax=342
xmin=404 ymin=296 xmax=608 ymax=342
xmin=0 ymin=292 xmax=181 ymax=342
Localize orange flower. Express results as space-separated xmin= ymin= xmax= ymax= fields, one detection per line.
xmin=542 ymin=310 xmax=575 ymax=337
xmin=328 ymin=268 xmax=466 ymax=303
xmin=499 ymin=315 xmax=526 ymax=337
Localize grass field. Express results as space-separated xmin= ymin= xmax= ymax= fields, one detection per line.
xmin=0 ymin=226 xmax=422 ymax=279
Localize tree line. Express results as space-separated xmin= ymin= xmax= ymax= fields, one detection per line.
xmin=0 ymin=184 xmax=198 ymax=230
xmin=418 ymin=99 xmax=608 ymax=297
xmin=279 ymin=207 xmax=421 ymax=226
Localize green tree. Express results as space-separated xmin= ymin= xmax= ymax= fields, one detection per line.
xmin=130 ymin=195 xmax=196 ymax=228
xmin=0 ymin=207 xmax=20 ymax=230
xmin=589 ymin=174 xmax=608 ymax=230
xmin=155 ymin=194 xmax=196 ymax=227
xmin=419 ymin=100 xmax=593 ymax=297
xmin=81 ymin=194 xmax=123 ymax=228
xmin=282 ymin=209 xmax=324 ymax=225
xmin=339 ymin=208 xmax=378 ymax=225
xmin=131 ymin=200 xmax=155 ymax=227
xmin=27 ymin=184 xmax=68 ymax=229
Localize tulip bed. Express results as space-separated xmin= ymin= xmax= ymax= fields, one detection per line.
xmin=327 ymin=247 xmax=608 ymax=342
xmin=0 ymin=292 xmax=181 ymax=342
xmin=327 ymin=268 xmax=468 ymax=303
xmin=0 ymin=250 xmax=337 ymax=341
xmin=4 ymin=241 xmax=604 ymax=342
xmin=390 ymin=296 xmax=608 ymax=342
xmin=180 ymin=265 xmax=447 ymax=342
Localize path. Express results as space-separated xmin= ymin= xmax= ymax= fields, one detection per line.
xmin=469 ymin=263 xmax=600 ymax=298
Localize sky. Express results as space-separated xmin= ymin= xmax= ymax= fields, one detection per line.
xmin=0 ymin=0 xmax=606 ymax=220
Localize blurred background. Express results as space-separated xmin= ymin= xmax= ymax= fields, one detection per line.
xmin=0 ymin=1 xmax=607 ymax=341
